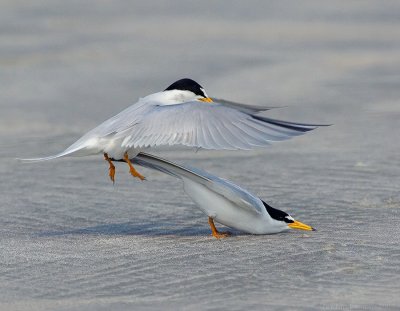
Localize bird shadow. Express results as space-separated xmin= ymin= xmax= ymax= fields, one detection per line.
xmin=37 ymin=221 xmax=244 ymax=238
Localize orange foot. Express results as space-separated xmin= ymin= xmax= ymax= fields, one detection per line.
xmin=104 ymin=153 xmax=116 ymax=183
xmin=124 ymin=152 xmax=146 ymax=181
xmin=208 ymin=217 xmax=231 ymax=239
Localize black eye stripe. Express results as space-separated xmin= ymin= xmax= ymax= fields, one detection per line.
xmin=262 ymin=200 xmax=291 ymax=222
xmin=284 ymin=217 xmax=294 ymax=224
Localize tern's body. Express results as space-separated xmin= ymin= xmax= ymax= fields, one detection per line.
xmin=183 ymin=175 xmax=274 ymax=234
xmin=132 ymin=153 xmax=314 ymax=235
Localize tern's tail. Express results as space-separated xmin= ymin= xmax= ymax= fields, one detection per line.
xmin=131 ymin=153 xmax=263 ymax=213
xmin=19 ymin=145 xmax=91 ymax=162
xmin=131 ymin=153 xmax=210 ymax=184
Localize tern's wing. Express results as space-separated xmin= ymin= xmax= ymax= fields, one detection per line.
xmin=188 ymin=166 xmax=265 ymax=215
xmin=20 ymin=99 xmax=151 ymax=161
xmin=22 ymin=98 xmax=326 ymax=161
xmin=117 ymin=101 xmax=323 ymax=150
xmin=133 ymin=153 xmax=264 ymax=215
xmin=211 ymin=98 xmax=280 ymax=113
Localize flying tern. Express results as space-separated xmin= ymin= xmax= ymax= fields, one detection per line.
xmin=23 ymin=78 xmax=325 ymax=182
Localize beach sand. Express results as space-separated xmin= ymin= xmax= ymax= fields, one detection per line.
xmin=1 ymin=1 xmax=400 ymax=310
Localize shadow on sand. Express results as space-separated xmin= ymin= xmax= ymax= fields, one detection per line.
xmin=37 ymin=221 xmax=244 ymax=238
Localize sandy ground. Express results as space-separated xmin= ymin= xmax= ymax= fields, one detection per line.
xmin=1 ymin=1 xmax=400 ymax=310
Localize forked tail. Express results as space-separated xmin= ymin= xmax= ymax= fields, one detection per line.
xmin=130 ymin=153 xmax=210 ymax=183
xmin=18 ymin=146 xmax=89 ymax=162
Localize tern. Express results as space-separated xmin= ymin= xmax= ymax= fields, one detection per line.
xmin=23 ymin=78 xmax=325 ymax=182
xmin=117 ymin=152 xmax=315 ymax=238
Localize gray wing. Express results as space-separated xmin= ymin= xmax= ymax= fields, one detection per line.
xmin=114 ymin=101 xmax=321 ymax=150
xmin=211 ymin=98 xmax=280 ymax=113
xmin=22 ymin=97 xmax=326 ymax=161
xmin=133 ymin=153 xmax=265 ymax=215
xmin=187 ymin=166 xmax=265 ymax=215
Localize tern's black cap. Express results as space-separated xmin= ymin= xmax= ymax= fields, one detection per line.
xmin=164 ymin=78 xmax=207 ymax=98
xmin=262 ymin=200 xmax=293 ymax=223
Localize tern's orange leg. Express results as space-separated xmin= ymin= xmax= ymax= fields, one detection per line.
xmin=104 ymin=153 xmax=115 ymax=183
xmin=208 ymin=217 xmax=231 ymax=239
xmin=123 ymin=152 xmax=146 ymax=181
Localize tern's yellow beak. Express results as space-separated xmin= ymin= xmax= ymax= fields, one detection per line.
xmin=288 ymin=220 xmax=315 ymax=231
xmin=198 ymin=97 xmax=213 ymax=103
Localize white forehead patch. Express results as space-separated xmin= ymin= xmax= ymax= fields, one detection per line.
xmin=285 ymin=215 xmax=294 ymax=221
xmin=200 ymin=87 xmax=208 ymax=98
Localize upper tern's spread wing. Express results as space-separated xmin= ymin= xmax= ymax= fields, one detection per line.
xmin=22 ymin=94 xmax=326 ymax=161
xmin=211 ymin=98 xmax=280 ymax=113
xmin=109 ymin=101 xmax=321 ymax=150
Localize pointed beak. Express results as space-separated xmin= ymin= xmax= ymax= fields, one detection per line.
xmin=288 ymin=220 xmax=316 ymax=231
xmin=199 ymin=97 xmax=213 ymax=103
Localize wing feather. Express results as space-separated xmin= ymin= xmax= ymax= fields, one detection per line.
xmin=132 ymin=152 xmax=264 ymax=215
xmin=22 ymin=95 xmax=327 ymax=161
xmin=116 ymin=101 xmax=324 ymax=150
xmin=211 ymin=98 xmax=279 ymax=113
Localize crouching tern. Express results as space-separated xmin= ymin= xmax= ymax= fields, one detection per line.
xmin=116 ymin=152 xmax=315 ymax=238
xmin=22 ymin=78 xmax=325 ymax=183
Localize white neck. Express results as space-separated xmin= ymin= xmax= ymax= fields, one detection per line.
xmin=144 ymin=90 xmax=199 ymax=106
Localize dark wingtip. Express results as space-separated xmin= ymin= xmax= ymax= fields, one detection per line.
xmin=303 ymin=123 xmax=333 ymax=130
xmin=252 ymin=115 xmax=331 ymax=133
